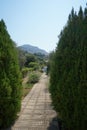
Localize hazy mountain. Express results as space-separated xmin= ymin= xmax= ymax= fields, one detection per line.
xmin=18 ymin=44 xmax=48 ymax=55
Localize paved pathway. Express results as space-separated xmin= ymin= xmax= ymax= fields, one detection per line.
xmin=12 ymin=73 xmax=59 ymax=130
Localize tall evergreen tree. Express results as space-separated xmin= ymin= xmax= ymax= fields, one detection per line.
xmin=50 ymin=6 xmax=87 ymax=130
xmin=0 ymin=19 xmax=22 ymax=128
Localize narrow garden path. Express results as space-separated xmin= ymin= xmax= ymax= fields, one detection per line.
xmin=12 ymin=73 xmax=59 ymax=130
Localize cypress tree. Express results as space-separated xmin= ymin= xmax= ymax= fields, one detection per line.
xmin=0 ymin=19 xmax=22 ymax=128
xmin=50 ymin=6 xmax=87 ymax=130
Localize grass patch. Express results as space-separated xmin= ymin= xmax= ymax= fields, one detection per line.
xmin=22 ymin=71 xmax=41 ymax=99
xmin=22 ymin=83 xmax=33 ymax=99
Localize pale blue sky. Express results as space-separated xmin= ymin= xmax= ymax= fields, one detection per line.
xmin=0 ymin=0 xmax=86 ymax=52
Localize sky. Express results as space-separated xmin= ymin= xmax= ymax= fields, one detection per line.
xmin=0 ymin=0 xmax=86 ymax=52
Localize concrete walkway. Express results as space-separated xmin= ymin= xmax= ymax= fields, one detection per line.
xmin=12 ymin=73 xmax=59 ymax=130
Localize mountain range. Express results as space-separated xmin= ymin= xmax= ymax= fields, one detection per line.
xmin=18 ymin=44 xmax=48 ymax=55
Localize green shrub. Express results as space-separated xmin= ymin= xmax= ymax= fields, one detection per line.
xmin=29 ymin=62 xmax=39 ymax=70
xmin=22 ymin=67 xmax=29 ymax=77
xmin=29 ymin=72 xmax=40 ymax=83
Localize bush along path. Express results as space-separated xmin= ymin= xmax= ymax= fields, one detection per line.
xmin=12 ymin=73 xmax=59 ymax=130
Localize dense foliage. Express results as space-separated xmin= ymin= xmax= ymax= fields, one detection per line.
xmin=0 ymin=20 xmax=22 ymax=128
xmin=29 ymin=72 xmax=40 ymax=84
xmin=18 ymin=48 xmax=47 ymax=73
xmin=50 ymin=7 xmax=87 ymax=130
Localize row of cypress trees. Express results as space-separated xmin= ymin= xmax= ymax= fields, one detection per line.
xmin=0 ymin=20 xmax=22 ymax=128
xmin=50 ymin=6 xmax=87 ymax=130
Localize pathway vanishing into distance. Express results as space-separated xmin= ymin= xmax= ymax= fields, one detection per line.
xmin=12 ymin=73 xmax=59 ymax=130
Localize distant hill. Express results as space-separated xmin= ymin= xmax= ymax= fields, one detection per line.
xmin=18 ymin=44 xmax=48 ymax=55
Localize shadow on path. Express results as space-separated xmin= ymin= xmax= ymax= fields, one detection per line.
xmin=47 ymin=116 xmax=59 ymax=130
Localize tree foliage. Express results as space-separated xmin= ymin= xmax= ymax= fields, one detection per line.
xmin=50 ymin=6 xmax=87 ymax=130
xmin=17 ymin=48 xmax=26 ymax=69
xmin=0 ymin=20 xmax=22 ymax=128
xmin=24 ymin=53 xmax=37 ymax=67
xmin=28 ymin=62 xmax=39 ymax=70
